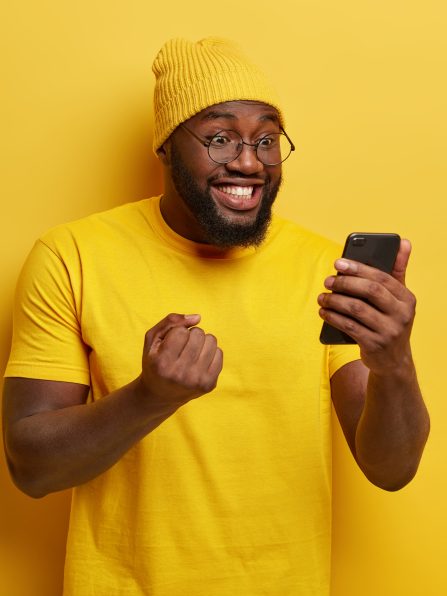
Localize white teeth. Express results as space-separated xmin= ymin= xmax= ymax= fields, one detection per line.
xmin=218 ymin=185 xmax=254 ymax=197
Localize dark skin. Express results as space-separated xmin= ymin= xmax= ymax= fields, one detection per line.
xmin=3 ymin=101 xmax=429 ymax=497
xmin=159 ymin=101 xmax=281 ymax=243
xmin=3 ymin=314 xmax=222 ymax=497
xmin=320 ymin=246 xmax=429 ymax=489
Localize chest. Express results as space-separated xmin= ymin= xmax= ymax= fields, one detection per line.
xmin=78 ymin=246 xmax=327 ymax=398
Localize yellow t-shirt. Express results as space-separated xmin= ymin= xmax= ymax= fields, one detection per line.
xmin=6 ymin=196 xmax=360 ymax=595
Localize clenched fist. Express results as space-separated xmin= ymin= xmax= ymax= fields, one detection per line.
xmin=140 ymin=313 xmax=223 ymax=408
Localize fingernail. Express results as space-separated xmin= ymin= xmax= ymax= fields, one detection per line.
xmin=324 ymin=277 xmax=334 ymax=289
xmin=335 ymin=259 xmax=350 ymax=271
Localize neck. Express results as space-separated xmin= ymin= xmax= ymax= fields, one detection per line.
xmin=160 ymin=190 xmax=211 ymax=244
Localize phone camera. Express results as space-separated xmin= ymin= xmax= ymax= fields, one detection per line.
xmin=352 ymin=236 xmax=366 ymax=247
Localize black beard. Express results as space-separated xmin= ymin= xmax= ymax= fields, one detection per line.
xmin=170 ymin=145 xmax=281 ymax=249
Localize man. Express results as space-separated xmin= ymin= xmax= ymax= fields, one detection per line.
xmin=3 ymin=37 xmax=429 ymax=595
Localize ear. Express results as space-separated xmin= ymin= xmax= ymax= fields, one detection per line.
xmin=156 ymin=140 xmax=171 ymax=166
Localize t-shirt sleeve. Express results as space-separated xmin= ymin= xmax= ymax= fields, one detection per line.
xmin=328 ymin=342 xmax=361 ymax=377
xmin=4 ymin=239 xmax=90 ymax=384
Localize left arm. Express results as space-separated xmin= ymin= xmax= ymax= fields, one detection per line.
xmin=318 ymin=240 xmax=430 ymax=491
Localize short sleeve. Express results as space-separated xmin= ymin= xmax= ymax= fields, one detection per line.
xmin=328 ymin=343 xmax=361 ymax=378
xmin=4 ymin=239 xmax=90 ymax=384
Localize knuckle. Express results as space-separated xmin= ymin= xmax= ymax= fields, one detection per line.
xmin=333 ymin=276 xmax=346 ymax=292
xmin=200 ymin=375 xmax=217 ymax=393
xmin=153 ymin=355 xmax=170 ymax=377
xmin=400 ymin=308 xmax=414 ymax=327
xmin=166 ymin=313 xmax=180 ymax=324
xmin=173 ymin=369 xmax=189 ymax=387
xmin=408 ymin=291 xmax=417 ymax=310
xmin=174 ymin=326 xmax=188 ymax=338
xmin=343 ymin=318 xmax=358 ymax=334
xmin=387 ymin=325 xmax=400 ymax=342
xmin=198 ymin=380 xmax=211 ymax=393
xmin=183 ymin=369 xmax=199 ymax=388
xmin=367 ymin=281 xmax=383 ymax=298
xmin=349 ymin=299 xmax=364 ymax=317
xmin=208 ymin=378 xmax=218 ymax=392
xmin=375 ymin=270 xmax=389 ymax=285
xmin=190 ymin=327 xmax=205 ymax=338
xmin=205 ymin=333 xmax=218 ymax=347
xmin=215 ymin=347 xmax=224 ymax=366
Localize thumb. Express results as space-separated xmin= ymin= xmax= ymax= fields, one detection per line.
xmin=391 ymin=239 xmax=411 ymax=286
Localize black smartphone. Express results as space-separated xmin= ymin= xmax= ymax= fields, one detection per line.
xmin=319 ymin=232 xmax=401 ymax=344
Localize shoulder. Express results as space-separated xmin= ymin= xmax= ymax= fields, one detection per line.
xmin=38 ymin=197 xmax=158 ymax=257
xmin=266 ymin=212 xmax=342 ymax=262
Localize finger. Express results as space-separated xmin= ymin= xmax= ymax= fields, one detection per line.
xmin=318 ymin=306 xmax=379 ymax=346
xmin=331 ymin=260 xmax=408 ymax=302
xmin=145 ymin=313 xmax=201 ymax=353
xmin=195 ymin=345 xmax=223 ymax=394
xmin=391 ymin=239 xmax=411 ymax=286
xmin=195 ymin=333 xmax=219 ymax=369
xmin=324 ymin=274 xmax=397 ymax=313
xmin=157 ymin=326 xmax=190 ymax=359
xmin=208 ymin=346 xmax=224 ymax=378
xmin=318 ymin=292 xmax=386 ymax=331
xmin=177 ymin=327 xmax=207 ymax=363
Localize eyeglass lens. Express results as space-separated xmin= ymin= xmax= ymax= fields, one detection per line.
xmin=208 ymin=130 xmax=292 ymax=165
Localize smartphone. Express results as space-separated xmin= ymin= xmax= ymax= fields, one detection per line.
xmin=319 ymin=232 xmax=401 ymax=344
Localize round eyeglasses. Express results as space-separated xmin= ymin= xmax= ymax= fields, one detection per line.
xmin=181 ymin=126 xmax=295 ymax=166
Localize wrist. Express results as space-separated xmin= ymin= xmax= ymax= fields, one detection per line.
xmin=132 ymin=376 xmax=180 ymax=417
xmin=365 ymin=340 xmax=414 ymax=376
xmin=367 ymin=362 xmax=419 ymax=401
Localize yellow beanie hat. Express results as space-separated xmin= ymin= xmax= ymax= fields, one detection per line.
xmin=152 ymin=37 xmax=283 ymax=151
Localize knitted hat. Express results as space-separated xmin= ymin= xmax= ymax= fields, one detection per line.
xmin=152 ymin=37 xmax=283 ymax=151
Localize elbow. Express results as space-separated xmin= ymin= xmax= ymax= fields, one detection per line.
xmin=17 ymin=482 xmax=49 ymax=500
xmin=358 ymin=416 xmax=431 ymax=493
xmin=4 ymin=437 xmax=51 ymax=499
xmin=373 ymin=474 xmax=416 ymax=492
xmin=361 ymin=459 xmax=422 ymax=492
xmin=6 ymin=457 xmax=50 ymax=499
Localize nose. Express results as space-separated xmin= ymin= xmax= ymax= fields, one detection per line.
xmin=225 ymin=144 xmax=264 ymax=175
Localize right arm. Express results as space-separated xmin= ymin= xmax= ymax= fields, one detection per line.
xmin=3 ymin=313 xmax=223 ymax=498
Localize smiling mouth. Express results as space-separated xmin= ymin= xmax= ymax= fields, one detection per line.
xmin=211 ymin=183 xmax=263 ymax=212
xmin=217 ymin=185 xmax=254 ymax=198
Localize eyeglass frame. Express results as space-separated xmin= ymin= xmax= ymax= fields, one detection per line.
xmin=180 ymin=124 xmax=296 ymax=166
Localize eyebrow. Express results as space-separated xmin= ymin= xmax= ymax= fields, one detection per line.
xmin=201 ymin=110 xmax=236 ymax=120
xmin=200 ymin=110 xmax=280 ymax=124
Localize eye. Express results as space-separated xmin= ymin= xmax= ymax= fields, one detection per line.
xmin=209 ymin=133 xmax=232 ymax=148
xmin=258 ymin=135 xmax=277 ymax=148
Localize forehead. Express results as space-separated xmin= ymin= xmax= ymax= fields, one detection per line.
xmin=187 ymin=101 xmax=281 ymax=127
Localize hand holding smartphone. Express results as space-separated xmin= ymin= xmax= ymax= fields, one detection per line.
xmin=319 ymin=233 xmax=401 ymax=344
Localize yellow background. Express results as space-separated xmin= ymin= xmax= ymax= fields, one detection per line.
xmin=1 ymin=1 xmax=445 ymax=594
